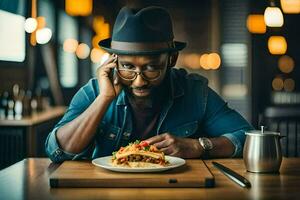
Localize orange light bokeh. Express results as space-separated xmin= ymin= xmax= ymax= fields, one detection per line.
xmin=278 ymin=55 xmax=294 ymax=73
xmin=207 ymin=53 xmax=221 ymax=69
xmin=65 ymin=0 xmax=93 ymax=16
xmin=184 ymin=54 xmax=200 ymax=69
xmin=90 ymin=48 xmax=106 ymax=63
xmin=37 ymin=16 xmax=46 ymax=29
xmin=247 ymin=14 xmax=266 ymax=34
xmin=76 ymin=43 xmax=90 ymax=59
xmin=268 ymin=36 xmax=287 ymax=55
xmin=272 ymin=77 xmax=284 ymax=91
xmin=63 ymin=38 xmax=79 ymax=53
xmin=92 ymin=16 xmax=110 ymax=48
xmin=199 ymin=54 xmax=209 ymax=70
xmin=281 ymin=0 xmax=300 ymax=14
xmin=199 ymin=53 xmax=221 ymax=70
xmin=284 ymin=78 xmax=295 ymax=92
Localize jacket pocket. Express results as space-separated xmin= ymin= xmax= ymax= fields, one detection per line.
xmin=169 ymin=121 xmax=199 ymax=137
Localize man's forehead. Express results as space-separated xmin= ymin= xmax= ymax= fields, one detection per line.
xmin=117 ymin=53 xmax=168 ymax=62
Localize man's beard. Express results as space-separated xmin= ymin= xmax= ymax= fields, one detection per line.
xmin=124 ymin=85 xmax=155 ymax=107
xmin=124 ymin=67 xmax=171 ymax=107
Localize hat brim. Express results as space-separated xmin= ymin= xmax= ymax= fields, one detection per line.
xmin=98 ymin=38 xmax=186 ymax=55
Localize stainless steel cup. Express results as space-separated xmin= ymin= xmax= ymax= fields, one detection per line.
xmin=243 ymin=126 xmax=282 ymax=173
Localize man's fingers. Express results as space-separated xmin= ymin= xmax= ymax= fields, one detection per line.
xmin=154 ymin=138 xmax=173 ymax=149
xmin=102 ymin=54 xmax=116 ymax=66
xmin=96 ymin=59 xmax=116 ymax=75
xmin=161 ymin=146 xmax=181 ymax=157
xmin=170 ymin=148 xmax=180 ymax=157
xmin=160 ymin=146 xmax=174 ymax=155
xmin=99 ymin=62 xmax=117 ymax=75
xmin=145 ymin=134 xmax=166 ymax=145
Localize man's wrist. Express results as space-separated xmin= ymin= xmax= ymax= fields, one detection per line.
xmin=192 ymin=139 xmax=204 ymax=158
xmin=98 ymin=94 xmax=114 ymax=105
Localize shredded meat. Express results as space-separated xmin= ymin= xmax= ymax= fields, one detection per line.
xmin=117 ymin=154 xmax=164 ymax=165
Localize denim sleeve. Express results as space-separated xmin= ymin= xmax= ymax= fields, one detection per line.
xmin=202 ymin=88 xmax=254 ymax=157
xmin=45 ymin=79 xmax=98 ymax=163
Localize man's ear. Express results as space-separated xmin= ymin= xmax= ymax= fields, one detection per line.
xmin=168 ymin=52 xmax=179 ymax=67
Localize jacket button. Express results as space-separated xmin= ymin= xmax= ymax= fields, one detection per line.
xmin=109 ymin=133 xmax=116 ymax=140
xmin=123 ymin=132 xmax=131 ymax=139
xmin=54 ymin=149 xmax=62 ymax=156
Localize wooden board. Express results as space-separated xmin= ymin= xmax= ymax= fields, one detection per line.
xmin=49 ymin=159 xmax=214 ymax=188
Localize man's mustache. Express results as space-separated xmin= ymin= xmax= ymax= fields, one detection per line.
xmin=130 ymin=86 xmax=152 ymax=90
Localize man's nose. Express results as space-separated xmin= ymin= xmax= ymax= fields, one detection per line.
xmin=132 ymin=73 xmax=147 ymax=88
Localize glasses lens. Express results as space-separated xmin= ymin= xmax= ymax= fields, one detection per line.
xmin=117 ymin=65 xmax=161 ymax=80
xmin=143 ymin=70 xmax=160 ymax=80
xmin=118 ymin=69 xmax=136 ymax=79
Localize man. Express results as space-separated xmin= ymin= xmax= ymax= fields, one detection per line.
xmin=45 ymin=6 xmax=253 ymax=163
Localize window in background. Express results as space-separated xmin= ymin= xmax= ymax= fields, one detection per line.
xmin=58 ymin=11 xmax=78 ymax=88
xmin=219 ymin=0 xmax=251 ymax=121
xmin=0 ymin=10 xmax=25 ymax=62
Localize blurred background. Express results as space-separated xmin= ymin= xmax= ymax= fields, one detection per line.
xmin=0 ymin=0 xmax=300 ymax=169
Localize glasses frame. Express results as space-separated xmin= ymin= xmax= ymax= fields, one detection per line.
xmin=115 ymin=65 xmax=162 ymax=81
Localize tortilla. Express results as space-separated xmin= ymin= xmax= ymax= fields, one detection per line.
xmin=111 ymin=140 xmax=169 ymax=167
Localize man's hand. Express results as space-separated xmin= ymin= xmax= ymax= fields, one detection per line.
xmin=96 ymin=54 xmax=122 ymax=102
xmin=145 ymin=133 xmax=203 ymax=158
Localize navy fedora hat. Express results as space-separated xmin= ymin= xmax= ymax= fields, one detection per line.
xmin=98 ymin=6 xmax=186 ymax=55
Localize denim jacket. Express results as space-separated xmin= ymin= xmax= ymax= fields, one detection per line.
xmin=45 ymin=68 xmax=253 ymax=163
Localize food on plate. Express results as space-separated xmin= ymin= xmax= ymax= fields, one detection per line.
xmin=111 ymin=140 xmax=169 ymax=167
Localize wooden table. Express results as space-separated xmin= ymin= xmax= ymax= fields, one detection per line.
xmin=0 ymin=158 xmax=299 ymax=200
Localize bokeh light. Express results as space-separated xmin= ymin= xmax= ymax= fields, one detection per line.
xmin=24 ymin=18 xmax=37 ymax=33
xmin=199 ymin=53 xmax=221 ymax=70
xmin=184 ymin=54 xmax=200 ymax=69
xmin=76 ymin=43 xmax=90 ymax=59
xmin=207 ymin=53 xmax=221 ymax=69
xmin=280 ymin=0 xmax=300 ymax=14
xmin=284 ymin=78 xmax=295 ymax=92
xmin=247 ymin=14 xmax=266 ymax=34
xmin=90 ymin=48 xmax=106 ymax=63
xmin=268 ymin=36 xmax=287 ymax=55
xmin=37 ymin=16 xmax=46 ymax=29
xmin=65 ymin=0 xmax=93 ymax=16
xmin=272 ymin=77 xmax=284 ymax=91
xmin=63 ymin=38 xmax=79 ymax=53
xmin=36 ymin=28 xmax=52 ymax=44
xmin=264 ymin=7 xmax=284 ymax=27
xmin=199 ymin=54 xmax=209 ymax=70
xmin=278 ymin=55 xmax=294 ymax=73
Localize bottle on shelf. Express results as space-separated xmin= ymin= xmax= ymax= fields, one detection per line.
xmin=0 ymin=91 xmax=9 ymax=119
xmin=13 ymin=84 xmax=24 ymax=120
xmin=7 ymin=93 xmax=14 ymax=120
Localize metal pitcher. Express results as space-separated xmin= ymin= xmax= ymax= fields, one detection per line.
xmin=243 ymin=126 xmax=282 ymax=173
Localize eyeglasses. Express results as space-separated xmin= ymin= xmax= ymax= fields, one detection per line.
xmin=116 ymin=65 xmax=162 ymax=81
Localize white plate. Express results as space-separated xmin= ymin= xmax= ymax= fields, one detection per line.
xmin=92 ymin=155 xmax=186 ymax=172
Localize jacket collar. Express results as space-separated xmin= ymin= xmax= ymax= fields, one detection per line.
xmin=116 ymin=69 xmax=184 ymax=106
xmin=170 ymin=69 xmax=184 ymax=98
